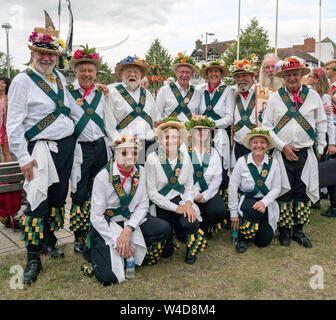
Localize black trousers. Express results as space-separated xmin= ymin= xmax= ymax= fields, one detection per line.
xmin=25 ymin=134 xmax=75 ymax=249
xmin=277 ymin=149 xmax=310 ymax=203
xmin=71 ymin=138 xmax=107 ymax=206
xmin=155 ymin=195 xmax=200 ymax=255
xmin=197 ymin=194 xmax=226 ymax=230
xmin=239 ymin=196 xmax=274 ymax=247
xmin=89 ymin=213 xmax=170 ymax=286
xmin=234 ymin=141 xmax=250 ymax=161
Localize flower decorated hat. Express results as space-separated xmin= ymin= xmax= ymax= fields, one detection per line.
xmin=185 ymin=115 xmax=216 ymax=131
xmin=115 ymin=56 xmax=151 ymax=80
xmin=200 ymin=60 xmax=229 ymax=80
xmin=275 ymin=56 xmax=310 ymax=78
xmin=172 ymin=52 xmax=198 ymax=74
xmin=68 ymin=44 xmax=102 ymax=71
xmin=154 ymin=116 xmax=188 ymax=143
xmin=28 ymin=27 xmax=65 ymax=55
xmin=229 ymin=54 xmax=259 ymax=76
xmin=112 ymin=133 xmax=142 ymax=150
xmin=242 ymin=128 xmax=275 ymax=150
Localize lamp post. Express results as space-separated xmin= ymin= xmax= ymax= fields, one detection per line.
xmin=1 ymin=23 xmax=12 ymax=78
xmin=205 ymin=32 xmax=214 ymax=62
xmin=318 ymin=0 xmax=322 ymax=67
xmin=237 ymin=0 xmax=241 ymax=60
xmin=275 ymin=0 xmax=279 ymax=57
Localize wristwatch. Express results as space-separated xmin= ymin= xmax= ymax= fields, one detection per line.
xmin=127 ymin=225 xmax=135 ymax=232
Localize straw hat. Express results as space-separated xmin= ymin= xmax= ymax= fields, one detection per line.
xmin=275 ymin=56 xmax=310 ymax=78
xmin=229 ymin=54 xmax=259 ymax=77
xmin=112 ymin=133 xmax=142 ymax=151
xmin=68 ymin=44 xmax=102 ymax=71
xmin=200 ymin=60 xmax=228 ymax=80
xmin=171 ymin=53 xmax=198 ymax=74
xmin=28 ymin=27 xmax=65 ymax=55
xmin=185 ymin=115 xmax=216 ymax=131
xmin=325 ymin=59 xmax=336 ymax=68
xmin=242 ymin=128 xmax=275 ymax=150
xmin=154 ymin=117 xmax=188 ymax=144
xmin=115 ymin=56 xmax=150 ymax=80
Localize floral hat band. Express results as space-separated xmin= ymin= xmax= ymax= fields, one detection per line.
xmin=68 ymin=44 xmax=102 ymax=71
xmin=200 ymin=60 xmax=228 ymax=80
xmin=185 ymin=115 xmax=216 ymax=130
xmin=229 ymin=54 xmax=259 ymax=76
xmin=172 ymin=52 xmax=198 ymax=74
xmin=242 ymin=128 xmax=275 ymax=150
xmin=275 ymin=56 xmax=310 ymax=78
xmin=28 ymin=27 xmax=65 ymax=55
xmin=114 ymin=56 xmax=150 ymax=80
xmin=112 ymin=134 xmax=142 ymax=150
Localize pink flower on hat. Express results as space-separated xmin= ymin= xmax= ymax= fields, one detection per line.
xmin=73 ymin=49 xmax=84 ymax=59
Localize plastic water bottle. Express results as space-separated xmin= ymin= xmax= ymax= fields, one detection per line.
xmin=125 ymin=256 xmax=135 ymax=279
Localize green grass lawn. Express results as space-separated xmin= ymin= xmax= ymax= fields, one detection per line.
xmin=1 ymin=200 xmax=335 ymax=300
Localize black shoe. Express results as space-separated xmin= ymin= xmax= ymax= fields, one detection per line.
xmin=41 ymin=246 xmax=65 ymax=258
xmin=235 ymin=239 xmax=248 ymax=253
xmin=320 ymin=207 xmax=336 ymax=217
xmin=292 ymin=230 xmax=312 ymax=248
xmin=74 ymin=241 xmax=85 ymax=254
xmin=311 ymin=200 xmax=321 ymax=209
xmin=185 ymin=249 xmax=197 ymax=264
xmin=278 ymin=229 xmax=291 ymax=246
xmin=23 ymin=253 xmax=42 ymax=285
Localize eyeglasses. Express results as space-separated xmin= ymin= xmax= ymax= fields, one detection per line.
xmin=121 ymin=150 xmax=138 ymax=157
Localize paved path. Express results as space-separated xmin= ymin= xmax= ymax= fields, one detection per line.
xmin=0 ymin=194 xmax=74 ymax=257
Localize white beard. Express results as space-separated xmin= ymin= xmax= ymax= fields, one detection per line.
xmin=124 ymin=79 xmax=141 ymax=91
xmin=237 ymin=82 xmax=250 ymax=93
xmin=34 ymin=60 xmax=56 ymax=76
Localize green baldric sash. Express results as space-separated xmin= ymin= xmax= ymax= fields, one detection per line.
xmin=274 ymin=86 xmax=315 ymax=141
xmin=187 ymin=144 xmax=210 ymax=192
xmin=104 ymin=163 xmax=140 ymax=219
xmin=67 ymin=84 xmax=106 ymax=139
xmin=169 ymin=82 xmax=194 ymax=120
xmin=241 ymin=154 xmax=272 ymax=197
xmin=203 ymin=85 xmax=226 ymax=120
xmin=24 ymin=68 xmax=72 ymax=141
xmin=233 ymin=93 xmax=257 ymax=132
xmin=115 ymin=84 xmax=153 ymax=130
xmin=157 ymin=149 xmax=185 ymax=196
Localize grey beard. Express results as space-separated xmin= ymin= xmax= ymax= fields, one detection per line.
xmin=259 ymin=71 xmax=284 ymax=91
xmin=237 ymin=82 xmax=250 ymax=93
xmin=125 ymin=79 xmax=141 ymax=91
xmin=34 ymin=60 xmax=56 ymax=75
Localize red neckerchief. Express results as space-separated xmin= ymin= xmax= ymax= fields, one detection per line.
xmin=241 ymin=91 xmax=249 ymax=100
xmin=117 ymin=163 xmax=135 ymax=187
xmin=80 ymin=83 xmax=94 ymax=101
xmin=289 ymin=88 xmax=303 ymax=110
xmin=330 ymin=86 xmax=336 ymax=115
xmin=208 ymin=82 xmax=220 ymax=94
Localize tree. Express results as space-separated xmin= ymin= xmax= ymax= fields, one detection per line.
xmin=0 ymin=51 xmax=20 ymax=79
xmin=222 ymin=18 xmax=273 ymax=84
xmin=96 ymin=60 xmax=116 ymax=84
xmin=145 ymin=38 xmax=173 ymax=96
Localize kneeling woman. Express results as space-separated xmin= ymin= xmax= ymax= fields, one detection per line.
xmin=228 ymin=128 xmax=281 ymax=253
xmin=146 ymin=117 xmax=208 ymax=264
xmin=185 ymin=115 xmax=227 ymax=236
xmin=87 ymin=134 xmax=170 ymax=285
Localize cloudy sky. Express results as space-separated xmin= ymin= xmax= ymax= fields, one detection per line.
xmin=0 ymin=0 xmax=335 ymax=72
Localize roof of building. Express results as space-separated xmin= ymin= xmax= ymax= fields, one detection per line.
xmin=277 ymin=48 xmax=320 ymax=65
xmin=191 ymin=40 xmax=234 ymax=60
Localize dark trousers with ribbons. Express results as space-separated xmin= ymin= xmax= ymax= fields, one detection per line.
xmin=89 ymin=213 xmax=171 ymax=286
xmin=24 ymin=134 xmax=76 ymax=252
xmin=155 ymin=195 xmax=200 ymax=257
xmin=239 ymin=196 xmax=274 ymax=247
xmin=234 ymin=141 xmax=250 ymax=162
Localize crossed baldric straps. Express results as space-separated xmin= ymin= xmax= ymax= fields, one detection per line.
xmin=169 ymin=82 xmax=195 ymax=120
xmin=233 ymin=93 xmax=257 ymax=133
xmin=67 ymin=83 xmax=106 ymax=139
xmin=24 ymin=68 xmax=72 ymax=141
xmin=115 ymin=84 xmax=153 ymax=130
xmin=187 ymin=144 xmax=211 ymax=192
xmin=274 ymin=86 xmax=315 ymax=140
xmin=202 ymin=85 xmax=227 ymax=120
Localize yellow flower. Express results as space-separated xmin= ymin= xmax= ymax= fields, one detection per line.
xmin=58 ymin=39 xmax=66 ymax=49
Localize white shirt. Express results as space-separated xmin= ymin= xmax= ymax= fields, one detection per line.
xmin=67 ymin=79 xmax=105 ymax=142
xmin=90 ymin=162 xmax=149 ymax=237
xmin=233 ymin=84 xmax=257 ymax=145
xmin=262 ymin=86 xmax=327 ymax=155
xmin=197 ymin=81 xmax=235 ymax=129
xmin=145 ymin=148 xmax=195 ymax=213
xmin=104 ymin=82 xmax=158 ymax=145
xmin=6 ymin=67 xmax=74 ymax=167
xmin=321 ymin=93 xmax=335 ymax=146
xmin=228 ymin=153 xmax=281 ymax=231
xmin=156 ymin=81 xmax=201 ymax=122
xmin=190 ymin=146 xmax=223 ymax=202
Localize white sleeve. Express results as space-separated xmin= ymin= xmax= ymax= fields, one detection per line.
xmin=155 ymin=86 xmax=166 ymax=119
xmin=228 ymin=158 xmax=244 ymax=218
xmin=182 ymin=155 xmax=195 ymax=203
xmin=315 ymin=94 xmax=328 ymax=154
xmin=6 ymin=74 xmax=33 ymax=167
xmin=214 ymin=88 xmax=235 ymax=129
xmin=104 ymin=90 xmax=118 ymax=147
